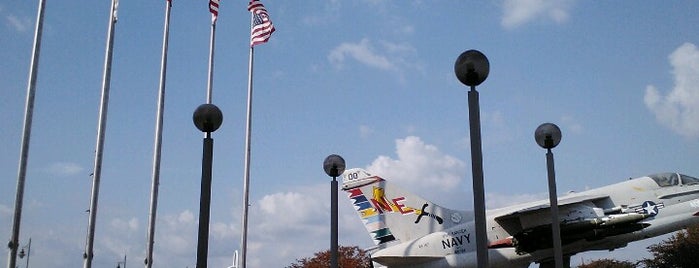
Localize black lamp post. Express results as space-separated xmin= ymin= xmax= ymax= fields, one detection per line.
xmin=193 ymin=103 xmax=223 ymax=268
xmin=454 ymin=49 xmax=490 ymax=268
xmin=323 ymin=154 xmax=346 ymax=268
xmin=535 ymin=123 xmax=563 ymax=268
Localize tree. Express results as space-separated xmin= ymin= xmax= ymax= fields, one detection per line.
xmin=577 ymin=258 xmax=637 ymax=268
xmin=640 ymin=224 xmax=699 ymax=268
xmin=286 ymin=245 xmax=371 ymax=268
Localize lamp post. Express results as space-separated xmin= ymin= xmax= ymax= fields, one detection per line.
xmin=535 ymin=123 xmax=563 ymax=268
xmin=454 ymin=49 xmax=490 ymax=268
xmin=323 ymin=154 xmax=346 ymax=268
xmin=193 ymin=103 xmax=223 ymax=268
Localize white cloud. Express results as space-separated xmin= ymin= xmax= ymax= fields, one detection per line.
xmin=244 ymin=184 xmax=342 ymax=266
xmin=501 ymin=0 xmax=574 ymax=29
xmin=329 ymin=38 xmax=395 ymax=71
xmin=177 ymin=209 xmax=195 ymax=224
xmin=100 ymin=236 xmax=133 ymax=259
xmin=380 ymin=40 xmax=416 ymax=55
xmin=644 ymin=42 xmax=699 ymax=139
xmin=366 ymin=136 xmax=466 ymax=192
xmin=359 ymin=125 xmax=374 ymax=138
xmin=211 ymin=222 xmax=237 ymax=239
xmin=98 ymin=217 xmax=142 ymax=260
xmin=486 ymin=192 xmax=547 ymax=209
xmin=46 ymin=162 xmax=84 ymax=177
xmin=327 ymin=38 xmax=422 ymax=76
xmin=157 ymin=210 xmax=197 ymax=257
xmin=256 ymin=190 xmax=327 ymax=234
xmin=561 ymin=115 xmax=583 ymax=134
xmin=240 ymin=178 xmax=408 ymax=267
xmin=6 ymin=14 xmax=31 ymax=32
xmin=0 ymin=204 xmax=10 ymax=214
xmin=110 ymin=217 xmax=139 ymax=232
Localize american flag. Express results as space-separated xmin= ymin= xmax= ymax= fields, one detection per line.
xmin=209 ymin=0 xmax=220 ymax=23
xmin=248 ymin=0 xmax=275 ymax=47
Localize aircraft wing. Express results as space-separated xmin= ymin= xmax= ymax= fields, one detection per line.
xmin=494 ymin=194 xmax=610 ymax=221
xmin=493 ymin=193 xmax=650 ymax=254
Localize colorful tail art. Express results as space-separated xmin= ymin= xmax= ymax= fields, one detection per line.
xmin=342 ymin=168 xmax=472 ymax=246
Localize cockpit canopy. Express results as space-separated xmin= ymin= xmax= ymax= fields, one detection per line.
xmin=649 ymin=173 xmax=699 ymax=187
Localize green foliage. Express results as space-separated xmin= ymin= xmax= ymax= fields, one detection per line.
xmin=286 ymin=245 xmax=371 ymax=268
xmin=577 ymin=258 xmax=637 ymax=268
xmin=640 ymin=224 xmax=699 ymax=268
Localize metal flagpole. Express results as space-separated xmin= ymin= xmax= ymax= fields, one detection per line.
xmin=84 ymin=1 xmax=118 ymax=267
xmin=145 ymin=1 xmax=172 ymax=267
xmin=7 ymin=1 xmax=45 ymax=268
xmin=206 ymin=10 xmax=216 ymax=104
xmin=239 ymin=12 xmax=255 ymax=268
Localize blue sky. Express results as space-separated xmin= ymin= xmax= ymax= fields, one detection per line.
xmin=2 ymin=0 xmax=699 ymax=267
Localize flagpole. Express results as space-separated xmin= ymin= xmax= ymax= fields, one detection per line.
xmin=206 ymin=15 xmax=216 ymax=104
xmin=145 ymin=1 xmax=172 ymax=267
xmin=239 ymin=12 xmax=255 ymax=268
xmin=7 ymin=1 xmax=45 ymax=268
xmin=84 ymin=1 xmax=118 ymax=267
xmin=241 ymin=2 xmax=274 ymax=266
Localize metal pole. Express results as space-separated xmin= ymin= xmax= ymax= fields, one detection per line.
xmin=25 ymin=238 xmax=31 ymax=268
xmin=206 ymin=17 xmax=216 ymax=104
xmin=547 ymin=149 xmax=563 ymax=268
xmin=467 ymin=87 xmax=489 ymax=268
xmin=323 ymin=156 xmax=345 ymax=268
xmin=196 ymin=135 xmax=214 ymax=268
xmin=239 ymin=14 xmax=256 ymax=268
xmin=145 ymin=1 xmax=171 ymax=267
xmin=84 ymin=1 xmax=118 ymax=267
xmin=331 ymin=177 xmax=338 ymax=268
xmin=7 ymin=1 xmax=44 ymax=268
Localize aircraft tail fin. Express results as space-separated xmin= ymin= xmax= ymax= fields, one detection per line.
xmin=342 ymin=168 xmax=471 ymax=246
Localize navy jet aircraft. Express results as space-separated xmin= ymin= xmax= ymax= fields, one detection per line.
xmin=343 ymin=168 xmax=699 ymax=267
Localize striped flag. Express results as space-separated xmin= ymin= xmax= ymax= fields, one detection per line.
xmin=248 ymin=0 xmax=275 ymax=47
xmin=209 ymin=0 xmax=220 ymax=23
